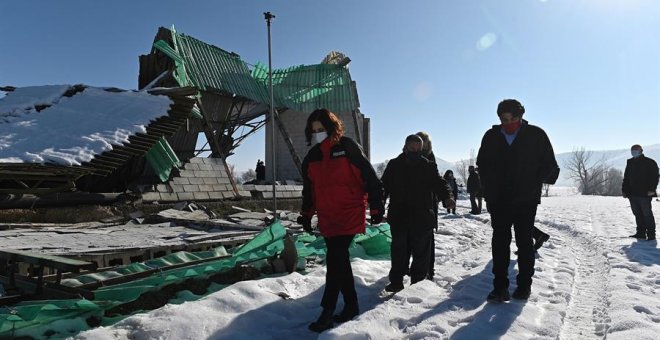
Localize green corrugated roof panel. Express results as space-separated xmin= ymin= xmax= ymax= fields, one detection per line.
xmin=252 ymin=62 xmax=358 ymax=113
xmin=162 ymin=29 xmax=270 ymax=104
xmin=145 ymin=138 xmax=181 ymax=182
xmin=153 ymin=27 xmax=358 ymax=114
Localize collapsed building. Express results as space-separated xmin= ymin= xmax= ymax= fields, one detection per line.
xmin=0 ymin=26 xmax=371 ymax=204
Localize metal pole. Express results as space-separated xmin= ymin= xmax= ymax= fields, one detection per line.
xmin=264 ymin=11 xmax=277 ymax=215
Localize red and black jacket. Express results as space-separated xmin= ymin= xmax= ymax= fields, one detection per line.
xmin=301 ymin=136 xmax=384 ymax=237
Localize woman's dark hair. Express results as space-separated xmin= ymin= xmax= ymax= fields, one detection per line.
xmin=444 ymin=169 xmax=454 ymax=178
xmin=304 ymin=108 xmax=344 ymax=145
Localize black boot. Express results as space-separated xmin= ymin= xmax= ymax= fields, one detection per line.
xmin=309 ymin=308 xmax=334 ymax=333
xmin=487 ymin=288 xmax=511 ymax=303
xmin=512 ymin=286 xmax=531 ymax=300
xmin=333 ymin=303 xmax=359 ymax=323
xmin=385 ymin=282 xmax=404 ymax=293
xmin=534 ymin=233 xmax=550 ymax=250
xmin=629 ymin=233 xmax=645 ymax=239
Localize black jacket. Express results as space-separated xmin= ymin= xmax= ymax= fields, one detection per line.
xmin=444 ymin=175 xmax=458 ymax=195
xmin=467 ymin=171 xmax=482 ymax=196
xmin=622 ymin=155 xmax=659 ymax=197
xmin=476 ymin=120 xmax=559 ymax=206
xmin=381 ymin=153 xmax=452 ymax=228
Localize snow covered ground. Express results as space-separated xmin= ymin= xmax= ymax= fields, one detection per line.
xmin=75 ymin=193 xmax=660 ymax=340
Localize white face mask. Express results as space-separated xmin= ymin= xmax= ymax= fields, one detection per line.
xmin=312 ymin=131 xmax=328 ymax=144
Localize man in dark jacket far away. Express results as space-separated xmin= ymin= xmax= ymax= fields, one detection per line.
xmin=467 ymin=165 xmax=483 ymax=214
xmin=477 ymin=99 xmax=559 ymax=302
xmin=622 ymin=144 xmax=658 ymax=241
xmin=381 ymin=135 xmax=455 ymax=293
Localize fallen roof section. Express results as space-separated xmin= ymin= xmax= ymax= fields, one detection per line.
xmin=0 ymin=86 xmax=198 ymax=194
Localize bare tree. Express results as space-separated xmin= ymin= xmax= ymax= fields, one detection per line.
xmin=542 ymin=183 xmax=551 ymax=197
xmin=375 ymin=160 xmax=389 ymax=178
xmin=602 ymin=167 xmax=623 ymax=196
xmin=564 ymin=148 xmax=609 ymax=195
xmin=240 ymin=169 xmax=257 ymax=184
xmin=455 ymin=149 xmax=476 ymax=185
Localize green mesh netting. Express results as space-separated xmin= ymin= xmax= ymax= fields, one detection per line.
xmin=0 ymin=222 xmax=391 ymax=337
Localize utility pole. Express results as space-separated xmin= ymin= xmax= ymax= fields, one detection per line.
xmin=264 ymin=11 xmax=277 ymax=215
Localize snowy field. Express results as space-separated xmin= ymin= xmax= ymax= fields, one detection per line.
xmin=76 ymin=194 xmax=659 ymax=340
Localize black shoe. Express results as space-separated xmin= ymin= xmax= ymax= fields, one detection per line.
xmin=512 ymin=287 xmax=531 ymax=300
xmin=333 ymin=304 xmax=359 ymax=323
xmin=534 ymin=233 xmax=550 ymax=250
xmin=629 ymin=233 xmax=646 ymax=239
xmin=309 ymin=309 xmax=334 ymax=333
xmin=385 ymin=282 xmax=404 ymax=293
xmin=648 ymin=235 xmax=656 ymax=241
xmin=486 ymin=288 xmax=511 ymax=303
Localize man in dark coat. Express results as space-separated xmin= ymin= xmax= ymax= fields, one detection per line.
xmin=255 ymin=160 xmax=266 ymax=181
xmin=477 ymin=99 xmax=559 ymax=302
xmin=381 ymin=135 xmax=455 ymax=292
xmin=622 ymin=144 xmax=658 ymax=241
xmin=467 ymin=165 xmax=483 ymax=214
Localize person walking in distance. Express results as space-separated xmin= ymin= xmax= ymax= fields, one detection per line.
xmin=622 ymin=144 xmax=658 ymax=241
xmin=443 ymin=170 xmax=459 ymax=214
xmin=467 ymin=165 xmax=483 ymax=214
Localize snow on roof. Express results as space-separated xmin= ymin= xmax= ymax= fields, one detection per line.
xmin=0 ymin=85 xmax=173 ymax=166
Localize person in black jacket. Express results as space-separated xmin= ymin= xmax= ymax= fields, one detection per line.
xmin=381 ymin=135 xmax=455 ymax=292
xmin=255 ymin=159 xmax=265 ymax=181
xmin=416 ymin=131 xmax=439 ymax=280
xmin=622 ymin=144 xmax=658 ymax=241
xmin=467 ymin=165 xmax=483 ymax=214
xmin=477 ymin=99 xmax=559 ymax=302
xmin=443 ymin=170 xmax=459 ymax=214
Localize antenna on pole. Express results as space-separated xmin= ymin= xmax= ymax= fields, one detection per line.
xmin=264 ymin=12 xmax=278 ymax=216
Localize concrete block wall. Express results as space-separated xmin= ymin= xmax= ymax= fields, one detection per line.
xmin=241 ymin=184 xmax=303 ymax=199
xmin=142 ymin=157 xmax=251 ymax=202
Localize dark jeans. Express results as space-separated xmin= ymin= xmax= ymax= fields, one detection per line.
xmin=390 ymin=224 xmax=433 ymax=285
xmin=490 ymin=204 xmax=538 ymax=290
xmin=469 ymin=193 xmax=483 ymax=213
xmin=321 ymin=235 xmax=357 ymax=311
xmin=629 ymin=196 xmax=656 ymax=237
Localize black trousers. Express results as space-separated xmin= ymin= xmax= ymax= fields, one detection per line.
xmin=629 ymin=196 xmax=656 ymax=237
xmin=469 ymin=193 xmax=482 ymax=213
xmin=490 ymin=204 xmax=537 ymax=290
xmin=321 ymin=234 xmax=357 ymax=311
xmin=390 ymin=224 xmax=433 ymax=285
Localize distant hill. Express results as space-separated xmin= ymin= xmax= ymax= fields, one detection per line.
xmin=373 ymin=143 xmax=660 ymax=187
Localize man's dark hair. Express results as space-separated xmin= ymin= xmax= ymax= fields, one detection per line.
xmin=497 ymin=99 xmax=525 ymax=117
xmin=405 ymin=134 xmax=423 ymax=145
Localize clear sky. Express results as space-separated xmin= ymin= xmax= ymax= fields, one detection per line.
xmin=2 ymin=0 xmax=659 ymax=173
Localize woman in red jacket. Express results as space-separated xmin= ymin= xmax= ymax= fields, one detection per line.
xmin=297 ymin=108 xmax=384 ymax=332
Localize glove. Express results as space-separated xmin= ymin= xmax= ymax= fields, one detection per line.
xmin=369 ymin=209 xmax=384 ymax=225
xmin=296 ymin=215 xmax=312 ymax=233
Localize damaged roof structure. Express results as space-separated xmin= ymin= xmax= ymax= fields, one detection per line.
xmin=140 ymin=27 xmax=368 ymax=182
xmin=0 ymin=85 xmax=197 ymax=195
xmin=0 ymin=25 xmax=369 ymax=200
